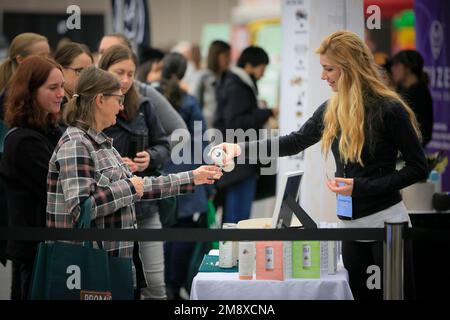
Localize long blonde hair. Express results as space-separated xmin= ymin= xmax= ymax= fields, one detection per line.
xmin=0 ymin=33 xmax=48 ymax=92
xmin=316 ymin=30 xmax=421 ymax=165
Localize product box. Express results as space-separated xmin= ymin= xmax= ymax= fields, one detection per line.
xmin=318 ymin=222 xmax=338 ymax=275
xmin=292 ymin=241 xmax=320 ymax=278
xmin=327 ymin=240 xmax=337 ymax=275
xmin=255 ymin=241 xmax=292 ymax=280
xmin=239 ymin=241 xmax=255 ymax=280
xmin=319 ymin=241 xmax=337 ymax=276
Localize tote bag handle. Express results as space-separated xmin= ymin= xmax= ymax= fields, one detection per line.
xmin=75 ymin=198 xmax=103 ymax=249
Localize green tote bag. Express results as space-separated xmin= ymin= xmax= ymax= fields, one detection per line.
xmin=29 ymin=198 xmax=134 ymax=300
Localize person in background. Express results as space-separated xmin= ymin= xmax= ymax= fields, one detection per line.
xmin=192 ymin=40 xmax=231 ymax=129
xmin=136 ymin=48 xmax=165 ymax=86
xmin=47 ymin=66 xmax=222 ymax=296
xmin=171 ymin=41 xmax=202 ymax=95
xmin=217 ymin=31 xmax=427 ymax=300
xmin=0 ymin=56 xmax=64 ymax=299
xmin=54 ymin=42 xmax=94 ymax=104
xmin=214 ymin=46 xmax=277 ymax=224
xmin=390 ymin=50 xmax=433 ymax=148
xmin=379 ymin=58 xmax=395 ymax=89
xmin=157 ymin=52 xmax=212 ymax=300
xmin=55 ymin=37 xmax=72 ymax=52
xmin=98 ymin=44 xmax=171 ymax=300
xmin=98 ymin=34 xmax=187 ymax=144
xmin=0 ymin=32 xmax=50 ymax=119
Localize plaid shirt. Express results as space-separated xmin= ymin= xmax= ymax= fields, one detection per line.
xmin=47 ymin=123 xmax=194 ymax=258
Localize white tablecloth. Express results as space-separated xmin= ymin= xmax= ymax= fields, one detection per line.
xmin=191 ymin=251 xmax=354 ymax=300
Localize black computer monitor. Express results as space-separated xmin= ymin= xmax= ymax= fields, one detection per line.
xmin=271 ymin=170 xmax=317 ymax=229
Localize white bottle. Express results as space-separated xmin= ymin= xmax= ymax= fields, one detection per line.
xmin=219 ymin=240 xmax=234 ymax=268
xmin=239 ymin=241 xmax=254 ymax=280
xmin=208 ymin=146 xmax=235 ymax=172
xmin=222 ymin=223 xmax=238 ymax=266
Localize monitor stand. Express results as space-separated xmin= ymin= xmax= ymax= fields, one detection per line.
xmin=278 ymin=195 xmax=317 ymax=229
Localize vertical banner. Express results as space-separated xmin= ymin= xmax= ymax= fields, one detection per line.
xmin=280 ymin=0 xmax=310 ymax=174
xmin=111 ymin=0 xmax=151 ymax=60
xmin=415 ymin=0 xmax=450 ymax=191
xmin=280 ymin=0 xmax=364 ymax=223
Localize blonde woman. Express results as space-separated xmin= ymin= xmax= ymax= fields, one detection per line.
xmin=0 ymin=33 xmax=50 ymax=120
xmin=217 ymin=31 xmax=427 ymax=300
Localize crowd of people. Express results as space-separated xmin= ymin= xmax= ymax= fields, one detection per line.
xmin=0 ymin=29 xmax=433 ymax=301
xmin=0 ymin=31 xmax=278 ymax=300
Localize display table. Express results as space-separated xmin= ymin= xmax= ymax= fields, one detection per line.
xmin=190 ymin=251 xmax=353 ymax=300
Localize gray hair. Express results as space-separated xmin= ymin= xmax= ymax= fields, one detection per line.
xmin=63 ymin=66 xmax=121 ymax=127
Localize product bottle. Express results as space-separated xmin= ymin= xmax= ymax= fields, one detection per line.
xmin=221 ymin=223 xmax=238 ymax=266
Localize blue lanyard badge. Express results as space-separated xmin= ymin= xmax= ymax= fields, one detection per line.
xmin=336 ymin=183 xmax=352 ymax=218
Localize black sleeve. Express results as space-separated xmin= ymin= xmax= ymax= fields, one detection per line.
xmin=223 ymin=80 xmax=272 ymax=130
xmin=241 ymin=102 xmax=327 ymax=161
xmin=421 ymin=89 xmax=434 ymax=147
xmin=142 ymin=102 xmax=171 ymax=171
xmin=15 ymin=136 xmax=53 ymax=197
xmin=352 ymin=102 xmax=428 ymax=197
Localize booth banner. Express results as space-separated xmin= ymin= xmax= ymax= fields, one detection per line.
xmin=111 ymin=0 xmax=150 ymax=46
xmin=415 ymin=0 xmax=450 ymax=191
xmin=280 ymin=0 xmax=310 ymax=173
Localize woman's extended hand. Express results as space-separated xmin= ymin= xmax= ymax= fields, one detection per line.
xmin=215 ymin=143 xmax=241 ymax=165
xmin=326 ymin=177 xmax=354 ymax=196
xmin=193 ymin=165 xmax=223 ymax=185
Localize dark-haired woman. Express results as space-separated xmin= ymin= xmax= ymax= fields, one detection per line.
xmin=192 ymin=40 xmax=231 ymax=129
xmin=0 ymin=56 xmax=64 ymax=299
xmin=54 ymin=42 xmax=94 ymax=103
xmin=391 ymin=50 xmax=433 ymax=148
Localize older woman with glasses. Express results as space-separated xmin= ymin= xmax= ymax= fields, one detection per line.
xmin=98 ymin=44 xmax=178 ymax=300
xmin=48 ymin=66 xmax=222 ymax=297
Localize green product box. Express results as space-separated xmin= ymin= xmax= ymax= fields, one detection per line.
xmin=292 ymin=241 xmax=320 ymax=279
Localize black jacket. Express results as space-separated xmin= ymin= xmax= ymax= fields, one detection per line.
xmin=214 ymin=69 xmax=273 ymax=188
xmin=397 ymin=82 xmax=433 ymax=148
xmin=245 ymin=98 xmax=428 ymax=220
xmin=0 ymin=126 xmax=62 ymax=260
xmin=103 ymin=97 xmax=170 ymax=218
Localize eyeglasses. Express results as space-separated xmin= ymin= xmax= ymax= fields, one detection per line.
xmin=103 ymin=93 xmax=125 ymax=106
xmin=65 ymin=67 xmax=85 ymax=76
